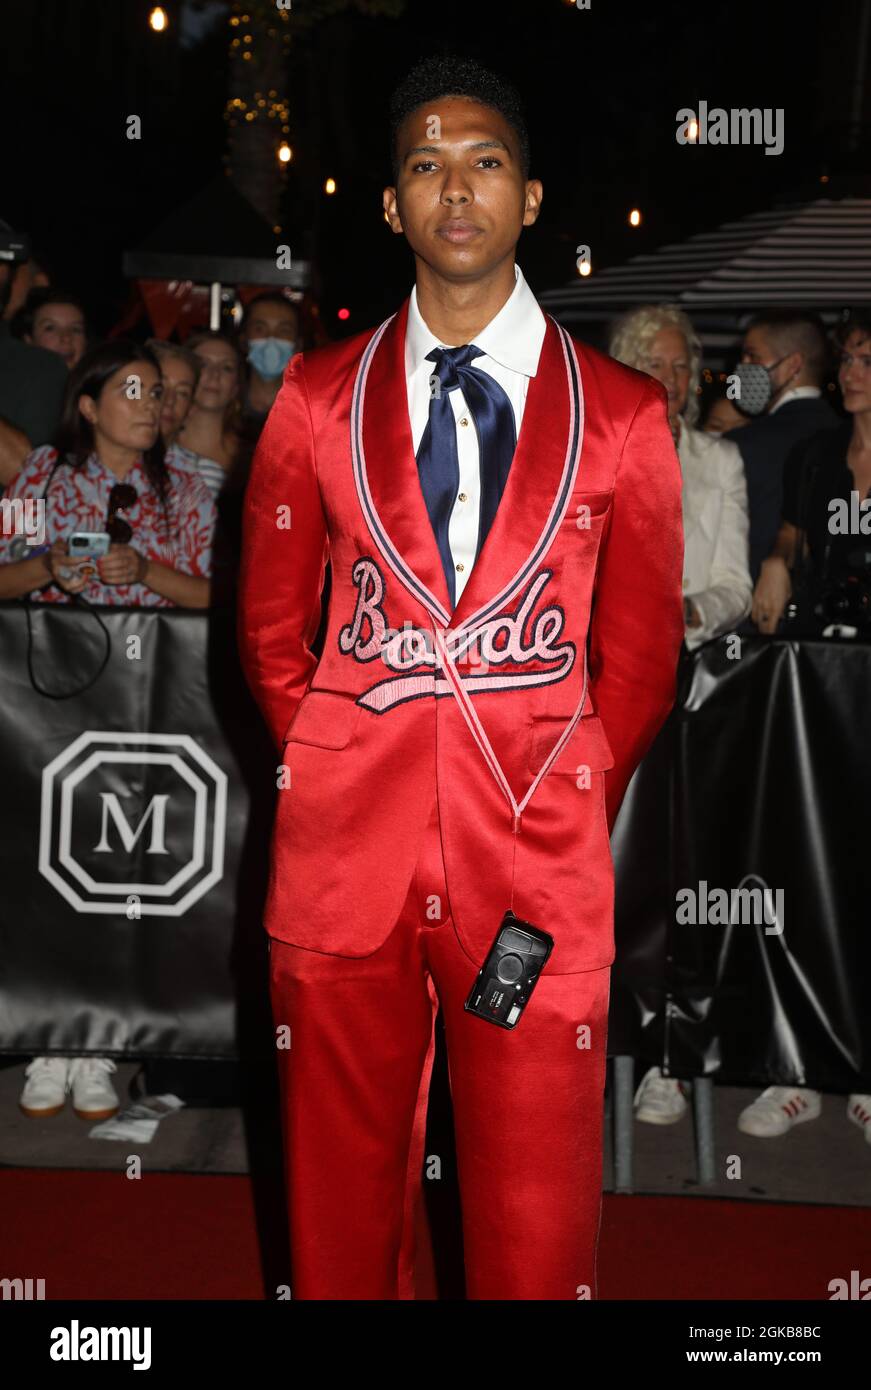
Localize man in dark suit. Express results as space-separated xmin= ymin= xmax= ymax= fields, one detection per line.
xmin=725 ymin=309 xmax=840 ymax=585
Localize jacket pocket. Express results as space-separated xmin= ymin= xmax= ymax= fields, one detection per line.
xmin=561 ymin=488 xmax=614 ymax=531
xmin=527 ymin=713 xmax=615 ymax=776
xmin=283 ymin=688 xmax=363 ymax=750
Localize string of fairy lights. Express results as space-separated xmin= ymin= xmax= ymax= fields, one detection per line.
xmin=224 ymin=2 xmax=292 ymax=164
xmin=147 ymin=4 xmax=341 ymax=190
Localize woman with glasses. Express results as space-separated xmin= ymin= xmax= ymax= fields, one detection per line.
xmin=0 ymin=338 xmax=217 ymax=1124
xmin=0 ymin=338 xmax=216 ymax=608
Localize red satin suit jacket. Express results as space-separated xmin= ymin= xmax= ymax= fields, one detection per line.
xmin=238 ymin=297 xmax=684 ymax=973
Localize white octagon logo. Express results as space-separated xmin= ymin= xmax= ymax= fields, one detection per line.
xmin=39 ymin=732 xmax=228 ymax=916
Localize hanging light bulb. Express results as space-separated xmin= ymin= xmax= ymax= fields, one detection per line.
xmin=148 ymin=6 xmax=168 ymax=32
xmin=628 ymin=208 xmax=642 ymax=228
xmin=324 ymin=177 xmax=337 ymax=195
xmin=277 ymin=142 xmax=292 ymax=164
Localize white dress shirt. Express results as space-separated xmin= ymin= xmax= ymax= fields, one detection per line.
xmin=405 ymin=262 xmax=546 ymax=602
xmin=768 ymin=384 xmax=821 ymax=415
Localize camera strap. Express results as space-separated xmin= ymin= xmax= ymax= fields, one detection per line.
xmin=431 ymin=622 xmax=589 ymax=833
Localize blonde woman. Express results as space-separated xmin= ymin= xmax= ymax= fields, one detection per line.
xmin=609 ymin=304 xmax=752 ymax=1125
xmin=610 ymin=304 xmax=752 ymax=657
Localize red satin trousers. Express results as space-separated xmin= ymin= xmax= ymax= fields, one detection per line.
xmin=269 ymin=789 xmax=610 ymax=1300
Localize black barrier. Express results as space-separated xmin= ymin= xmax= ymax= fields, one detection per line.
xmin=0 ymin=601 xmax=274 ymax=1059
xmin=1 ymin=605 xmax=868 ymax=1092
xmin=611 ymin=636 xmax=871 ymax=1093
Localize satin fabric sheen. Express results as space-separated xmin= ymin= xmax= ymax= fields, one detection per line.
xmin=238 ymin=303 xmax=685 ymax=974
xmin=241 ymin=295 xmax=683 ymax=1301
xmin=269 ymin=786 xmax=610 ymax=1300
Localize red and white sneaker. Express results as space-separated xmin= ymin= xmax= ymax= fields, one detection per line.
xmin=847 ymin=1094 xmax=871 ymax=1145
xmin=738 ymin=1086 xmax=821 ymax=1137
xmin=633 ymin=1066 xmax=689 ymax=1124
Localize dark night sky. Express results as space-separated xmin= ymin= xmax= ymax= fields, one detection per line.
xmin=0 ymin=0 xmax=864 ymax=338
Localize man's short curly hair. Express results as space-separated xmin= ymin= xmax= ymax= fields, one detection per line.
xmin=389 ymin=55 xmax=530 ymax=182
xmin=608 ymin=303 xmax=703 ymax=427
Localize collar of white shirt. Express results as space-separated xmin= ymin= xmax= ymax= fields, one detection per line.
xmin=768 ymin=384 xmax=821 ymax=415
xmin=404 ymin=261 xmax=546 ymax=384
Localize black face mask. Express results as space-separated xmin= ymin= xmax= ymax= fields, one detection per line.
xmin=731 ymin=355 xmax=793 ymax=416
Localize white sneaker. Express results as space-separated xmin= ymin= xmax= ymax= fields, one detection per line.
xmin=67 ymin=1057 xmax=120 ymax=1121
xmin=634 ymin=1066 xmax=688 ymax=1124
xmin=847 ymin=1094 xmax=871 ymax=1145
xmin=19 ymin=1056 xmax=70 ymax=1117
xmin=738 ymin=1086 xmax=821 ymax=1137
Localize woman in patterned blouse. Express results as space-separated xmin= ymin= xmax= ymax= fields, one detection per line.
xmin=0 ymin=339 xmax=217 ymax=607
xmin=3 ymin=339 xmax=218 ymax=1127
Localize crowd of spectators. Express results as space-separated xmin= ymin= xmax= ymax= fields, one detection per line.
xmin=0 ymin=254 xmax=304 ymax=1121
xmin=2 ymin=241 xmax=865 ymax=645
xmin=0 ymin=250 xmax=303 ymax=615
xmin=2 ymin=246 xmax=869 ymax=1132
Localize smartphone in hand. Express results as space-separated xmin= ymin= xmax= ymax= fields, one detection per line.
xmin=67 ymin=531 xmax=110 ymax=581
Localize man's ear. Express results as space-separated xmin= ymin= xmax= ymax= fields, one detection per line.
xmin=522 ymin=179 xmax=543 ymax=229
xmin=785 ymin=349 xmax=804 ymax=383
xmin=383 ymin=186 xmax=404 ymax=235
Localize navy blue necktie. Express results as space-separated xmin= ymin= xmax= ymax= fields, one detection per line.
xmin=415 ymin=344 xmax=517 ymax=609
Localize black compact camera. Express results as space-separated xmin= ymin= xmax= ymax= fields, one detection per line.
xmin=464 ymin=910 xmax=554 ymax=1030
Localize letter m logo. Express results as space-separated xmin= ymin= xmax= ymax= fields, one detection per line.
xmin=93 ymin=793 xmax=170 ymax=855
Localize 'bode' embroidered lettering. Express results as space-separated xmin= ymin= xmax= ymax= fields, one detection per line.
xmin=338 ymin=557 xmax=575 ymax=713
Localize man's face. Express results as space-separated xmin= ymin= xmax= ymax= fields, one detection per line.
xmin=739 ymin=326 xmax=776 ymax=368
xmin=241 ymin=299 xmax=299 ymax=347
xmin=739 ymin=324 xmax=797 ymax=400
xmin=383 ymin=97 xmax=542 ymax=283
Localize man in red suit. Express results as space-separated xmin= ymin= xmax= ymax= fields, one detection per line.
xmin=238 ymin=55 xmax=684 ymax=1300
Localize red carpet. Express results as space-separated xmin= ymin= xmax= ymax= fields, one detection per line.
xmin=1 ymin=1169 xmax=866 ymax=1300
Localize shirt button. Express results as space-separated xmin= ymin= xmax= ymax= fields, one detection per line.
xmin=458 ymin=492 xmax=467 ymax=502
xmin=459 ymin=417 xmax=469 ymax=427
xmin=456 ymin=562 xmax=465 ymax=572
